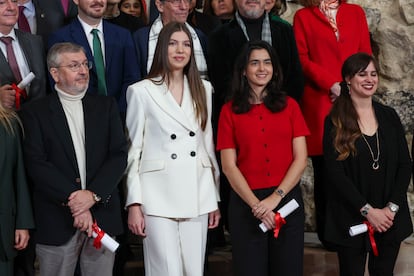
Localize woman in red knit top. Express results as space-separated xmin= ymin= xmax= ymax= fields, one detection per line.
xmin=217 ymin=40 xmax=309 ymax=276
xmin=293 ymin=0 xmax=372 ymax=247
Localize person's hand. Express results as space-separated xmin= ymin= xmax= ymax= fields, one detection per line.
xmin=208 ymin=209 xmax=221 ymax=229
xmin=0 ymin=84 xmax=16 ymax=109
xmin=366 ymin=207 xmax=394 ymax=232
xmin=260 ymin=211 xmax=276 ymax=231
xmin=14 ymin=229 xmax=30 ymax=250
xmin=329 ymin=82 xmax=341 ymax=102
xmin=128 ymin=204 xmax=146 ymax=237
xmin=252 ymin=193 xmax=281 ymax=220
xmin=73 ymin=210 xmax=93 ymax=236
xmin=68 ymin=190 xmax=96 ymax=217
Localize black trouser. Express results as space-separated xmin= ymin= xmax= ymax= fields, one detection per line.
xmin=336 ymin=239 xmax=401 ymax=276
xmin=229 ymin=185 xmax=304 ymax=276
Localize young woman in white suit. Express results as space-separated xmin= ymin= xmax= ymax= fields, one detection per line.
xmin=125 ymin=22 xmax=221 ymax=276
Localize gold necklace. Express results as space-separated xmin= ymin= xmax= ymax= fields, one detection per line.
xmin=361 ymin=131 xmax=380 ymax=170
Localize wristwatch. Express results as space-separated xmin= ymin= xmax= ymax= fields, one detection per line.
xmin=275 ymin=188 xmax=286 ymax=199
xmin=92 ymin=192 xmax=102 ymax=203
xmin=360 ymin=203 xmax=371 ymax=217
xmin=387 ymin=202 xmax=399 ymax=213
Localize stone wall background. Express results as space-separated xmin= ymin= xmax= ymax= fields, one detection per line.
xmin=281 ymin=0 xmax=414 ymax=230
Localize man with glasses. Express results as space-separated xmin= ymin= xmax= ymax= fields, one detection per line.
xmin=133 ymin=0 xmax=209 ymax=79
xmin=20 ymin=42 xmax=128 ymax=276
xmin=0 ymin=0 xmax=46 ymax=110
xmin=48 ymin=0 xmax=140 ymax=120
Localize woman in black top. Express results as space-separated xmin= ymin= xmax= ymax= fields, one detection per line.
xmin=323 ymin=52 xmax=413 ymax=276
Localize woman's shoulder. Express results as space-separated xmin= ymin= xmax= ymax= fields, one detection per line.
xmin=373 ymin=100 xmax=401 ymax=121
xmin=128 ymin=78 xmax=163 ymax=93
xmin=373 ymin=100 xmax=396 ymax=114
xmin=201 ymin=79 xmax=212 ymax=92
xmin=285 ymin=96 xmax=301 ymax=110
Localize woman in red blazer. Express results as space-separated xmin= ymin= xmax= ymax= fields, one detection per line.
xmin=293 ymin=0 xmax=372 ymax=247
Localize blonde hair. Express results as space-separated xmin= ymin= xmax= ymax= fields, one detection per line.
xmin=0 ymin=103 xmax=21 ymax=135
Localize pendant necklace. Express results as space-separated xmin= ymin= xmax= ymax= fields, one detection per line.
xmin=361 ymin=131 xmax=380 ymax=170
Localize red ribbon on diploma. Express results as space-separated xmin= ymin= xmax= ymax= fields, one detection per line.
xmin=363 ymin=221 xmax=378 ymax=256
xmin=273 ymin=212 xmax=286 ymax=238
xmin=11 ymin=83 xmax=27 ymax=110
xmin=92 ymin=221 xmax=105 ymax=249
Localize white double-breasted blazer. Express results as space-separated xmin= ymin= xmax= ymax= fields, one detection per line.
xmin=125 ymin=76 xmax=220 ymax=218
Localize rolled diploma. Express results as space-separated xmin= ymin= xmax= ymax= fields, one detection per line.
xmin=92 ymin=230 xmax=120 ymax=252
xmin=349 ymin=223 xmax=368 ymax=237
xmin=17 ymin=72 xmax=35 ymax=89
xmin=259 ymin=199 xmax=299 ymax=232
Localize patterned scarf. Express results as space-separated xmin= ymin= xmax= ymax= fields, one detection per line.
xmin=147 ymin=16 xmax=208 ymax=80
xmin=319 ymin=0 xmax=340 ymax=34
xmin=235 ymin=11 xmax=272 ymax=46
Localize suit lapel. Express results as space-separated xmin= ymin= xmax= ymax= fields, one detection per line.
xmin=70 ymin=19 xmax=94 ymax=61
xmin=70 ymin=19 xmax=98 ymax=82
xmin=15 ymin=30 xmax=34 ymax=74
xmin=49 ymin=94 xmax=79 ymax=173
xmin=102 ymin=21 xmax=114 ymax=75
xmin=146 ymin=78 xmax=196 ymax=131
xmin=0 ymin=50 xmax=14 ymax=85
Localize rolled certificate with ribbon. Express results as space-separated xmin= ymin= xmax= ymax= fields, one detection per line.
xmin=17 ymin=72 xmax=35 ymax=89
xmin=91 ymin=222 xmax=119 ymax=253
xmin=349 ymin=223 xmax=368 ymax=236
xmin=11 ymin=72 xmax=35 ymax=109
xmin=349 ymin=221 xmax=378 ymax=256
xmin=259 ymin=199 xmax=299 ymax=236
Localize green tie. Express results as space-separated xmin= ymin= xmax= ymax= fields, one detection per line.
xmin=91 ymin=29 xmax=107 ymax=95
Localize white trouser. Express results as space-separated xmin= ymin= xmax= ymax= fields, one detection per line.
xmin=143 ymin=214 xmax=208 ymax=276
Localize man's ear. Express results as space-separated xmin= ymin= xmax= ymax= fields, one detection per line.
xmin=49 ymin=68 xmax=59 ymax=83
xmin=155 ymin=0 xmax=164 ymax=13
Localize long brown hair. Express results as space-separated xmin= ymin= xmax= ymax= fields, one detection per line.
xmin=329 ymin=52 xmax=379 ymax=160
xmin=147 ymin=22 xmax=208 ymax=130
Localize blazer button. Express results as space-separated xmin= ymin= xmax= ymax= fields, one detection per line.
xmin=190 ymin=151 xmax=196 ymax=157
xmin=189 ymin=131 xmax=195 ymax=137
xmin=75 ymin=177 xmax=81 ymax=184
xmin=171 ymin=153 xmax=177 ymax=159
xmin=171 ymin=134 xmax=177 ymax=140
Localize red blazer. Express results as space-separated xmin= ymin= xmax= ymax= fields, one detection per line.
xmin=293 ymin=3 xmax=372 ymax=155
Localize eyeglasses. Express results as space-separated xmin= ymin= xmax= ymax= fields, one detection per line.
xmin=56 ymin=61 xmax=93 ymax=72
xmin=164 ymin=0 xmax=191 ymax=7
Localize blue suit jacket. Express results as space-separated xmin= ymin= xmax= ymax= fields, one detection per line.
xmin=48 ymin=18 xmax=141 ymax=113
xmin=133 ymin=25 xmax=208 ymax=78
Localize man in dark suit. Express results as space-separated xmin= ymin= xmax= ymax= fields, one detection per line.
xmin=0 ymin=0 xmax=46 ymax=110
xmin=48 ymin=0 xmax=141 ymax=117
xmin=20 ymin=42 xmax=127 ymax=276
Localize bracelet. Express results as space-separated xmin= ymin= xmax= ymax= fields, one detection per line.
xmin=387 ymin=202 xmax=399 ymax=213
xmin=360 ymin=203 xmax=372 ymax=217
xmin=275 ymin=188 xmax=285 ymax=199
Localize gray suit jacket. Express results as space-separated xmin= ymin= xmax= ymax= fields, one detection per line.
xmin=0 ymin=29 xmax=46 ymax=104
